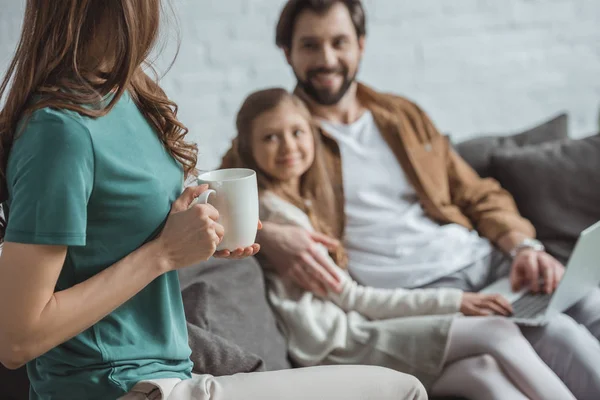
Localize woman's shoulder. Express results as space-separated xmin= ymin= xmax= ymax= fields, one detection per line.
xmin=11 ymin=107 xmax=93 ymax=167
xmin=18 ymin=106 xmax=90 ymax=143
xmin=27 ymin=102 xmax=87 ymax=126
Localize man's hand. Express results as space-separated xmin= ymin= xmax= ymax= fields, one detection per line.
xmin=260 ymin=223 xmax=343 ymax=297
xmin=510 ymin=249 xmax=565 ymax=294
xmin=460 ymin=292 xmax=513 ymax=316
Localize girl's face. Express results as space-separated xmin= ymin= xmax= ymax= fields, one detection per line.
xmin=251 ymin=100 xmax=315 ymax=185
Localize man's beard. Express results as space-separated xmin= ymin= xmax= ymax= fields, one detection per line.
xmin=295 ymin=65 xmax=357 ymax=106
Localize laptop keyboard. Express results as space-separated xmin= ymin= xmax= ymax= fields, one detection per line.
xmin=511 ymin=293 xmax=553 ymax=319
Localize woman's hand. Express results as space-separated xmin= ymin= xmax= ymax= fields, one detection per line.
xmin=214 ymin=220 xmax=262 ymax=259
xmin=460 ymin=292 xmax=513 ymax=316
xmin=156 ymin=185 xmax=224 ymax=271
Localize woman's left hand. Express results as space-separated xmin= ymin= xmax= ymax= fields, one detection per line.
xmin=213 ymin=221 xmax=262 ymax=259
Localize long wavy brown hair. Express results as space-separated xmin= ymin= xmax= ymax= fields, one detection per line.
xmin=0 ymin=0 xmax=197 ymax=242
xmin=232 ymin=88 xmax=346 ymax=267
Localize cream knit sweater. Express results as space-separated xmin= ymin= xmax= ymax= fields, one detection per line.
xmin=259 ymin=192 xmax=464 ymax=389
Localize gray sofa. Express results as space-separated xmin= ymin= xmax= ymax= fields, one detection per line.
xmin=454 ymin=113 xmax=600 ymax=265
xmin=2 ymin=113 xmax=598 ymax=399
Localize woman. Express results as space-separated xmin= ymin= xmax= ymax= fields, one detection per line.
xmin=0 ymin=2 xmax=426 ymax=399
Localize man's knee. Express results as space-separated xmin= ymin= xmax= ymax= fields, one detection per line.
xmin=565 ymin=288 xmax=600 ymax=338
xmin=521 ymin=313 xmax=595 ymax=361
xmin=520 ymin=313 xmax=600 ymax=400
xmin=537 ymin=314 xmax=588 ymax=343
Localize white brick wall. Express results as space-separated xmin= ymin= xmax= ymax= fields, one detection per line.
xmin=1 ymin=0 xmax=599 ymax=169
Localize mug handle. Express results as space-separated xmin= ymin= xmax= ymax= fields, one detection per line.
xmin=192 ymin=189 xmax=216 ymax=206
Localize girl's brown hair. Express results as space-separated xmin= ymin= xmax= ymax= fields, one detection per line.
xmin=0 ymin=0 xmax=197 ymax=242
xmin=233 ymin=88 xmax=346 ymax=267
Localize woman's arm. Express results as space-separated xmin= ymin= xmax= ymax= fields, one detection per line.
xmin=0 ymin=185 xmax=228 ymax=370
xmin=0 ymin=241 xmax=166 ymax=369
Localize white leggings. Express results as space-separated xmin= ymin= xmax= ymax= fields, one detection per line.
xmin=431 ymin=317 xmax=575 ymax=400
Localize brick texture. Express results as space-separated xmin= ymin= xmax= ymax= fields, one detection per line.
xmin=1 ymin=0 xmax=599 ymax=169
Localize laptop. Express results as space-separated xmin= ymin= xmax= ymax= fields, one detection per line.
xmin=480 ymin=220 xmax=600 ymax=326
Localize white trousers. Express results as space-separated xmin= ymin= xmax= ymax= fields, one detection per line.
xmin=118 ymin=365 xmax=427 ymax=400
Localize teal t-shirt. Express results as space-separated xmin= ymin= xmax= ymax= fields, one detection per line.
xmin=5 ymin=92 xmax=193 ymax=399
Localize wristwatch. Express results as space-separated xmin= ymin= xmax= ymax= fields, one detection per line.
xmin=509 ymin=238 xmax=545 ymax=258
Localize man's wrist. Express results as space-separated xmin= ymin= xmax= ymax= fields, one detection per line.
xmin=508 ymin=238 xmax=545 ymax=259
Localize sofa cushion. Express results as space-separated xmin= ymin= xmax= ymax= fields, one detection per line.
xmin=490 ymin=133 xmax=600 ymax=263
xmin=178 ymin=257 xmax=291 ymax=374
xmin=455 ymin=113 xmax=569 ymax=178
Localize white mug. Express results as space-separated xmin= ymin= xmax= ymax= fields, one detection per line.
xmin=194 ymin=168 xmax=259 ymax=251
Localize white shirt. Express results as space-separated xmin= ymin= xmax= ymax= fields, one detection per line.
xmin=319 ymin=111 xmax=493 ymax=289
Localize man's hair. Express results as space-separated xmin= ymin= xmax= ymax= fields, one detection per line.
xmin=275 ymin=0 xmax=366 ymax=50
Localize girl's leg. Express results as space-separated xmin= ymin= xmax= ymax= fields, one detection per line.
xmin=431 ymin=355 xmax=528 ymax=400
xmin=444 ymin=317 xmax=575 ymax=400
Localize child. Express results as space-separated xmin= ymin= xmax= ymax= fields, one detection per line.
xmin=226 ymin=87 xmax=575 ymax=400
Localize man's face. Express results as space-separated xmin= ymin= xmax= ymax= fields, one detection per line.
xmin=286 ymin=3 xmax=365 ymax=106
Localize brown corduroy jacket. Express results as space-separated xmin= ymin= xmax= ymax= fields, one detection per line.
xmin=221 ymin=83 xmax=535 ymax=244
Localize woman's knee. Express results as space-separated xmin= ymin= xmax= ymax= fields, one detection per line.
xmin=366 ymin=367 xmax=427 ymax=400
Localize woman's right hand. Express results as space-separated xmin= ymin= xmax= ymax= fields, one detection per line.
xmin=156 ymin=184 xmax=224 ymax=271
xmin=460 ymin=292 xmax=513 ymax=316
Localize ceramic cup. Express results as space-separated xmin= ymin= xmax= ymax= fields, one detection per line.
xmin=194 ymin=168 xmax=259 ymax=251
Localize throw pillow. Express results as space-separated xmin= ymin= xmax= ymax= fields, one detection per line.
xmin=455 ymin=113 xmax=569 ymax=178
xmin=178 ymin=257 xmax=291 ymax=374
xmin=490 ymin=133 xmax=600 ymax=263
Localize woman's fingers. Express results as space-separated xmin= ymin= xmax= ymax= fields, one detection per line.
xmin=214 ymin=250 xmax=230 ymax=258
xmin=213 ymin=222 xmax=224 ymax=242
xmin=213 ymin=244 xmax=260 ymax=259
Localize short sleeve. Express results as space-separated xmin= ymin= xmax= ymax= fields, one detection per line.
xmin=5 ymin=109 xmax=94 ymax=246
